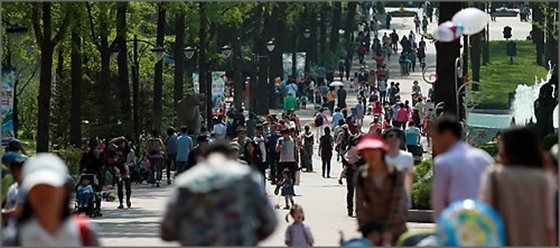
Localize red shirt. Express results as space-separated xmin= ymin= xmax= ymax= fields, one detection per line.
xmin=375 ymin=56 xmax=384 ymax=66
xmin=373 ymin=105 xmax=383 ymax=114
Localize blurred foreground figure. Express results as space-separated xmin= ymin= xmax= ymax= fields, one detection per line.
xmin=159 ymin=142 xmax=278 ymax=246
xmin=479 ymin=127 xmax=556 ymax=246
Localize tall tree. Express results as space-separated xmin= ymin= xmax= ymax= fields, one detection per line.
xmin=86 ymin=2 xmax=117 ymax=132
xmin=70 ymin=9 xmax=83 ymax=147
xmin=329 ymin=2 xmax=342 ymax=52
xmin=532 ymin=4 xmax=545 ymax=66
xmin=249 ymin=3 xmax=263 ymax=114
xmin=116 ymin=2 xmax=131 ymax=131
xmin=344 ymin=2 xmax=357 ymax=44
xmin=32 ymin=2 xmax=72 ymax=152
xmin=433 ymin=2 xmax=462 ymax=117
xmin=173 ymin=7 xmax=186 ymax=115
xmin=152 ymin=2 xmax=166 ymax=132
xmin=319 ymin=4 xmax=328 ymax=64
xmin=198 ymin=2 xmax=211 ymax=127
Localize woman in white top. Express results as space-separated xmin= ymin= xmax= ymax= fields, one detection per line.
xmin=2 ymin=154 xmax=100 ymax=246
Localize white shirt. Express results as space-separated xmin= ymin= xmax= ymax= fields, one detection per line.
xmin=385 ymin=150 xmax=414 ymax=174
xmin=308 ymin=80 xmax=315 ymax=92
xmin=385 ymin=150 xmax=414 ymax=197
xmin=212 ymin=123 xmax=226 ymax=139
xmin=20 ymin=218 xmax=84 ymax=246
xmin=253 ymin=135 xmax=267 ymax=162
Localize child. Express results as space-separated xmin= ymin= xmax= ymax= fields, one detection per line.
xmin=279 ymin=169 xmax=295 ymax=210
xmin=300 ymin=95 xmax=308 ymax=110
xmin=77 ymin=178 xmax=94 ymax=208
xmin=285 ymin=205 xmax=314 ymax=247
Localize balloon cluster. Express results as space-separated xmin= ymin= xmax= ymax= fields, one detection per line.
xmin=433 ymin=8 xmax=489 ymax=42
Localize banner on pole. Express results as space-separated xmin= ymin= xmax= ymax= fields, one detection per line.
xmin=295 ymin=52 xmax=306 ymax=81
xmin=2 ymin=67 xmax=16 ymax=146
xmin=192 ymin=71 xmax=227 ymax=112
xmin=282 ymin=53 xmax=293 ymax=80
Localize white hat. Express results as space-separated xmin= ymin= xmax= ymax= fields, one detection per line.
xmin=21 ymin=153 xmax=69 ymax=192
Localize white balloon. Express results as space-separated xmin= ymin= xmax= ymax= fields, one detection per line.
xmin=452 ymin=8 xmax=489 ymax=35
xmin=434 ymin=21 xmax=461 ymax=42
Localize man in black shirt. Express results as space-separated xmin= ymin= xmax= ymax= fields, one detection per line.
xmin=187 ymin=135 xmax=209 ymax=169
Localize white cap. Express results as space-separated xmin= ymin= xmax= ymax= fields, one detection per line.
xmin=21 ymin=153 xmax=69 ymax=192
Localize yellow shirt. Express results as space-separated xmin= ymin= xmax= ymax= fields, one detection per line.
xmin=326 ymin=90 xmax=336 ymax=102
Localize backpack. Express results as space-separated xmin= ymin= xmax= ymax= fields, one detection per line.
xmin=314 ymin=114 xmax=324 ymax=127
xmin=148 ymin=138 xmax=162 ymax=155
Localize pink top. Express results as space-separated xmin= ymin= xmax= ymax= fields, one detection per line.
xmin=396 ymin=108 xmax=409 ymax=122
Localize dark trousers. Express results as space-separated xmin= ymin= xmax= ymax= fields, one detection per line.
xmin=278 ymin=161 xmax=297 ymax=184
xmin=346 ymin=174 xmax=355 ymax=214
xmin=176 ymin=161 xmax=189 ymax=174
xmin=165 ymin=153 xmax=176 ymax=182
xmin=268 ymin=154 xmax=279 ymax=183
xmin=321 ymin=153 xmax=332 ymax=177
xmin=117 ymin=177 xmax=132 ymax=205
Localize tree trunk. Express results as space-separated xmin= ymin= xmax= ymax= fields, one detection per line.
xmin=330 ymin=2 xmax=342 ymax=53
xmin=99 ymin=38 xmax=112 ymax=129
xmin=116 ymin=3 xmax=131 ymax=130
xmin=35 ymin=3 xmax=55 ymax=152
xmin=268 ymin=3 xmax=287 ymax=108
xmin=344 ymin=2 xmax=357 ymax=44
xmin=70 ymin=19 xmax=83 ymax=148
xmin=471 ymin=29 xmax=482 ymax=90
xmin=319 ymin=4 xmax=327 ymax=64
xmin=152 ymin=3 xmax=166 ymax=132
xmin=250 ymin=3 xmax=263 ymax=113
xmin=198 ymin=2 xmax=210 ymax=127
xmin=545 ymin=2 xmax=558 ymax=68
xmin=434 ymin=2 xmax=462 ymax=117
xmin=532 ymin=3 xmax=545 ymax=66
xmin=173 ymin=11 xmax=186 ymax=116
xmin=233 ymin=27 xmax=243 ymax=110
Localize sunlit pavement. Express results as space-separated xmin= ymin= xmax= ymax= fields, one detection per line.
xmin=95 ymin=12 xmax=529 ymax=246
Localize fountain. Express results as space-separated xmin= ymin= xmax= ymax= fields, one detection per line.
xmin=465 ymin=65 xmax=558 ymax=144
xmin=511 ymin=69 xmax=558 ymax=129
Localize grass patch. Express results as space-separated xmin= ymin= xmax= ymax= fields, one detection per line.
xmin=475 ymin=40 xmax=548 ymax=109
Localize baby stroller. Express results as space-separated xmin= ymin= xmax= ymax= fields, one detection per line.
xmin=74 ymin=173 xmax=103 ymax=218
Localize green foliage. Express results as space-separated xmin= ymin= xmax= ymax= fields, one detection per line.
xmin=411 ymin=159 xmax=433 ymax=209
xmin=3 ymin=2 xmax=360 ymax=151
xmin=476 ymin=40 xmax=548 ymax=109
xmin=478 ymin=142 xmax=499 ymax=157
xmin=52 ymin=147 xmax=83 ymax=176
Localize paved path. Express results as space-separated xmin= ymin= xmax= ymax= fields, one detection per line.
xmin=95 ymin=14 xmax=530 ymax=246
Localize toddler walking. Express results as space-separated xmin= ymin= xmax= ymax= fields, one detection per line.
xmin=275 ymin=169 xmax=295 ymax=210
xmin=285 ymin=205 xmax=314 ymax=247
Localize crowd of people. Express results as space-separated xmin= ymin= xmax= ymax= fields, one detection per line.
xmin=0 ymin=4 xmax=556 ymax=246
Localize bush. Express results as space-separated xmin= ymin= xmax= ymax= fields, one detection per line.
xmin=478 ymin=142 xmax=498 ymax=157
xmin=52 ymin=148 xmax=83 ymax=176
xmin=411 ymin=159 xmax=433 ymax=209
xmin=411 ymin=179 xmax=432 ymax=210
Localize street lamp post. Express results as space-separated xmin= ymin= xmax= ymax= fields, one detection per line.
xmin=250 ymin=39 xmax=275 ymax=115
xmin=112 ymin=35 xmax=166 ymax=144
xmin=1 ymin=20 xmax=28 ymax=154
